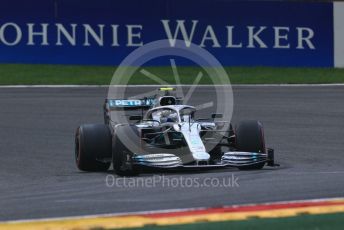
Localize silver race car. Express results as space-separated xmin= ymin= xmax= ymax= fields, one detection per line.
xmin=75 ymin=88 xmax=277 ymax=176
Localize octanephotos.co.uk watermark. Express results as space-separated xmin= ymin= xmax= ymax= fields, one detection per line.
xmin=105 ymin=174 xmax=239 ymax=188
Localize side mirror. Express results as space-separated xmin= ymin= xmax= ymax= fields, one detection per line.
xmin=211 ymin=113 xmax=223 ymax=119
xmin=129 ymin=115 xmax=143 ymax=121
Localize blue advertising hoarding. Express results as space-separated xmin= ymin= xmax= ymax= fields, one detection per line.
xmin=0 ymin=0 xmax=334 ymax=67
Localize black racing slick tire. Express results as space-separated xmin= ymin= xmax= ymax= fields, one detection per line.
xmin=113 ymin=125 xmax=140 ymax=176
xmin=235 ymin=120 xmax=266 ymax=170
xmin=75 ymin=124 xmax=112 ymax=172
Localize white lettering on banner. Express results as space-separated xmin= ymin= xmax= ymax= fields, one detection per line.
xmin=83 ymin=24 xmax=104 ymax=46
xmin=111 ymin=25 xmax=119 ymax=47
xmin=296 ymin=27 xmax=315 ymax=49
xmin=200 ymin=25 xmax=221 ymax=48
xmin=56 ymin=23 xmax=77 ymax=46
xmin=161 ymin=20 xmax=198 ymax=47
xmin=247 ymin=26 xmax=267 ymax=48
xmin=126 ymin=25 xmax=143 ymax=47
xmin=226 ymin=26 xmax=242 ymax=48
xmin=0 ymin=22 xmax=22 ymax=46
xmin=0 ymin=21 xmax=316 ymax=50
xmin=27 ymin=23 xmax=49 ymax=45
xmin=273 ymin=27 xmax=290 ymax=48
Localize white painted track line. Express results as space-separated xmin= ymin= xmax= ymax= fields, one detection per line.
xmin=0 ymin=84 xmax=344 ymax=88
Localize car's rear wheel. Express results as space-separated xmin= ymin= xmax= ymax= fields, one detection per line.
xmin=113 ymin=125 xmax=140 ymax=176
xmin=75 ymin=124 xmax=111 ymax=172
xmin=235 ymin=120 xmax=266 ymax=170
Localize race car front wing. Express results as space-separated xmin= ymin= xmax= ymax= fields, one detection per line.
xmin=130 ymin=149 xmax=277 ymax=170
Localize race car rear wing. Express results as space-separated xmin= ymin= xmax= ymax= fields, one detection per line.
xmin=105 ymin=98 xmax=156 ymax=111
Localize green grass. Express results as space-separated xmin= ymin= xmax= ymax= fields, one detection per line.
xmin=0 ymin=64 xmax=344 ymax=85
xmin=119 ymin=212 xmax=344 ymax=230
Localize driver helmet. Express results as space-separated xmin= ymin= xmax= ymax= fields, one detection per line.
xmin=160 ymin=110 xmax=178 ymax=123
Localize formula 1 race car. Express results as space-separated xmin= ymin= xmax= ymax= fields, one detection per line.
xmin=75 ymin=88 xmax=277 ymax=176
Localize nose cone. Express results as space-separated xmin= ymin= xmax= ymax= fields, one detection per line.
xmin=192 ymin=151 xmax=210 ymax=161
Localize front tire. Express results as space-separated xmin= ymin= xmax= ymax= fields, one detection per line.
xmin=75 ymin=124 xmax=112 ymax=172
xmin=235 ymin=120 xmax=266 ymax=170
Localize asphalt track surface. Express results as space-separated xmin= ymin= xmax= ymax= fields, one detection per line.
xmin=0 ymin=86 xmax=344 ymax=221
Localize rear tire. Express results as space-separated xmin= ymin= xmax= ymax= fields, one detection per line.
xmin=75 ymin=124 xmax=111 ymax=172
xmin=235 ymin=120 xmax=266 ymax=170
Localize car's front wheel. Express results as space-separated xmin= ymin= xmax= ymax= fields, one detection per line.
xmin=235 ymin=120 xmax=266 ymax=170
xmin=75 ymin=124 xmax=112 ymax=172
